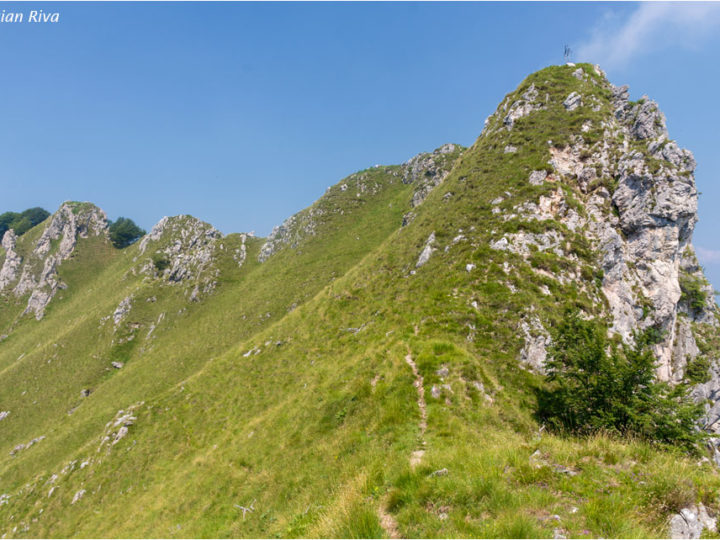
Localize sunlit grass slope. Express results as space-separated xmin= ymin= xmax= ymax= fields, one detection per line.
xmin=1 ymin=65 xmax=719 ymax=539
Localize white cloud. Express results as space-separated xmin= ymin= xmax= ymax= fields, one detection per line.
xmin=576 ymin=3 xmax=720 ymax=70
xmin=696 ymin=246 xmax=720 ymax=264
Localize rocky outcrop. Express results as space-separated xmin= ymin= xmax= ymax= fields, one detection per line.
xmin=502 ymin=83 xmax=544 ymax=128
xmin=257 ymin=144 xmax=464 ymax=262
xmin=590 ymin=83 xmax=714 ymax=382
xmin=416 ymin=232 xmax=436 ymax=268
xmin=402 ymin=143 xmax=464 ymax=208
xmin=0 ymin=231 xmax=22 ymax=290
xmin=137 ymin=216 xmax=221 ymax=299
xmin=516 ymin=68 xmax=717 ymax=383
xmin=0 ymin=202 xmax=109 ymax=320
xmin=669 ymin=504 xmax=717 ymax=539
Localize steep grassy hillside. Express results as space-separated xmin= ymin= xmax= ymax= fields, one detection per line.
xmin=1 ymin=65 xmax=719 ymax=539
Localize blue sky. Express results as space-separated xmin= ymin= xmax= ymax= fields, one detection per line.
xmin=2 ymin=2 xmax=720 ymax=287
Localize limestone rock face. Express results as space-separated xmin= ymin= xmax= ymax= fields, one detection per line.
xmin=669 ymin=504 xmax=716 ymax=539
xmin=0 ymin=230 xmax=22 ymax=290
xmin=0 ymin=202 xmax=109 ymax=320
xmin=403 ymin=143 xmax=464 ymax=208
xmin=478 ymin=65 xmax=718 ymax=398
xmin=137 ymin=215 xmax=221 ymax=300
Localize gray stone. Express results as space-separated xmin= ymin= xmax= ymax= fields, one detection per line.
xmin=113 ymin=296 xmax=133 ymax=326
xmin=669 ymin=506 xmax=706 ymax=539
xmin=416 ymin=232 xmax=436 ymax=268
xmin=563 ymin=91 xmax=582 ymax=111
xmin=111 ymin=361 xmax=124 ymax=369
xmin=529 ymin=170 xmax=547 ymax=186
xmin=71 ymin=489 xmax=86 ymax=505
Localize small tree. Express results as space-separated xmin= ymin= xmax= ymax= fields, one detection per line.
xmin=0 ymin=207 xmax=50 ymax=238
xmin=537 ymin=309 xmax=704 ymax=451
xmin=109 ymin=217 xmax=146 ymax=249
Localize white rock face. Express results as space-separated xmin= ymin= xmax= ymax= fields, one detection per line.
xmin=113 ymin=296 xmax=133 ymax=327
xmin=563 ymin=91 xmax=582 ymax=111
xmin=138 ymin=215 xmax=221 ymax=300
xmin=669 ymin=504 xmax=717 ymax=539
xmin=503 ymin=83 xmax=544 ymax=128
xmin=520 ymin=317 xmax=551 ymax=374
xmin=71 ymin=489 xmax=86 ymax=505
xmin=0 ymin=203 xmax=109 ymax=320
xmin=416 ymin=232 xmax=436 ymax=268
xmin=403 ymin=144 xmax=463 ymax=208
xmin=0 ymin=230 xmax=22 ymax=290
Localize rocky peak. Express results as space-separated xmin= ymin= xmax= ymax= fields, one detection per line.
xmin=0 ymin=202 xmax=109 ymax=320
xmin=136 ymin=215 xmax=221 ymax=300
xmin=477 ymin=64 xmax=717 ymax=387
xmin=402 ymin=143 xmax=465 ymax=208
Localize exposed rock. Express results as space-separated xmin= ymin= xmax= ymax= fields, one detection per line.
xmin=0 ymin=230 xmax=22 ymax=290
xmin=504 ymin=145 xmax=518 ymax=154
xmin=403 ymin=144 xmax=464 ymax=208
xmin=529 ymin=170 xmax=547 ymax=186
xmin=429 ymin=468 xmax=448 ymax=477
xmin=416 ymin=232 xmax=436 ymax=268
xmin=139 ymin=216 xmax=221 ymax=301
xmin=234 ymin=234 xmax=248 ymax=267
xmin=563 ymin=91 xmax=582 ymax=111
xmin=503 ymin=83 xmax=543 ymax=128
xmin=9 ymin=435 xmax=45 ymax=456
xmin=1 ymin=203 xmax=109 ymax=319
xmin=98 ymin=404 xmax=142 ymax=452
xmin=113 ymin=296 xmax=133 ymax=327
xmin=111 ymin=361 xmax=124 ymax=369
xmin=669 ymin=504 xmax=716 ymax=539
xmin=0 ymin=411 xmax=9 ymax=422
xmin=71 ymin=489 xmax=86 ymax=505
xmin=520 ymin=317 xmax=550 ymax=374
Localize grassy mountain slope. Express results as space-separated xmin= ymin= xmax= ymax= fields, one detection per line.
xmin=1 ymin=65 xmax=720 ymax=539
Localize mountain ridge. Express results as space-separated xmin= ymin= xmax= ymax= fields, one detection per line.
xmin=1 ymin=63 xmax=720 ymax=538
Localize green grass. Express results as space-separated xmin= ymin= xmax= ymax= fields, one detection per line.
xmin=1 ymin=64 xmax=719 ymax=539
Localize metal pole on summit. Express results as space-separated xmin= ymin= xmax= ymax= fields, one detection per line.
xmin=564 ymin=45 xmax=573 ymax=63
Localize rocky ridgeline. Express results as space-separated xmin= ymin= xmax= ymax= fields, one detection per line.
xmin=0 ymin=202 xmax=108 ymax=319
xmin=258 ymin=144 xmax=464 ymax=262
xmin=477 ymin=65 xmax=720 ymax=472
xmin=403 ymin=143 xmax=464 ymax=208
xmin=136 ymin=215 xmax=222 ymax=301
xmin=480 ymin=65 xmax=715 ymax=379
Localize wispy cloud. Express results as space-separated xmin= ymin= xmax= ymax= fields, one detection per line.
xmin=696 ymin=246 xmax=720 ymax=265
xmin=576 ymin=3 xmax=720 ymax=70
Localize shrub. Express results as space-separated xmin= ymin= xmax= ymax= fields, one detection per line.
xmin=109 ymin=217 xmax=146 ymax=249
xmin=679 ymin=274 xmax=707 ymax=311
xmin=537 ymin=308 xmax=704 ymax=451
xmin=0 ymin=207 xmax=50 ymax=238
xmin=152 ymin=253 xmax=170 ymax=272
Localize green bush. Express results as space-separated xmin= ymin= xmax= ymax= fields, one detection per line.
xmin=108 ymin=217 xmax=146 ymax=249
xmin=537 ymin=309 xmax=704 ymax=452
xmin=0 ymin=207 xmax=50 ymax=238
xmin=152 ymin=253 xmax=170 ymax=272
xmin=679 ymin=274 xmax=707 ymax=311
